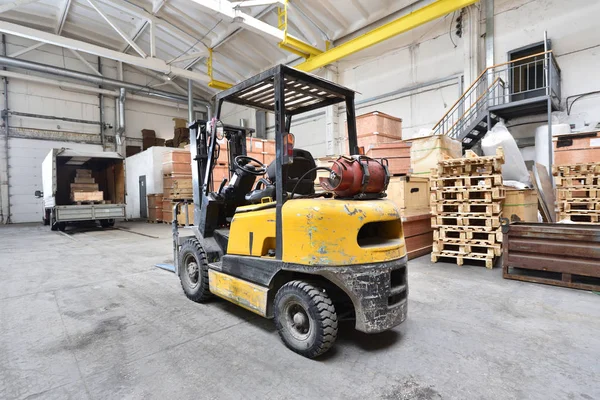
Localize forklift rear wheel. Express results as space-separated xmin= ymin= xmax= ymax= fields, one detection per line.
xmin=274 ymin=281 xmax=338 ymax=358
xmin=178 ymin=238 xmax=212 ymax=302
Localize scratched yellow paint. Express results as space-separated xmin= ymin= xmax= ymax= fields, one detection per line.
xmin=208 ymin=270 xmax=268 ymax=316
xmin=227 ymin=203 xmax=276 ymax=256
xmin=227 ymin=198 xmax=406 ymax=265
xmin=281 ymin=198 xmax=406 ymax=265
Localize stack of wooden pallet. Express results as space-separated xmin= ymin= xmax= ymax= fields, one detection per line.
xmin=162 ymin=150 xmax=194 ymax=225
xmin=554 ymin=162 xmax=600 ymax=224
xmin=430 ymin=148 xmax=505 ymax=269
xmin=70 ymin=169 xmax=104 ymax=203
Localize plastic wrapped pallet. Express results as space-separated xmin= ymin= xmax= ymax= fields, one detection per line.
xmin=481 ymin=122 xmax=531 ymax=186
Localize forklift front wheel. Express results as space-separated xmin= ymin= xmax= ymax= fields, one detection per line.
xmin=274 ymin=281 xmax=338 ymax=358
xmin=178 ymin=238 xmax=212 ymax=303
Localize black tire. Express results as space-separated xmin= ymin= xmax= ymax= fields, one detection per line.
xmin=50 ymin=214 xmax=59 ymax=231
xmin=178 ymin=238 xmax=212 ymax=302
xmin=274 ymin=280 xmax=338 ymax=358
xmin=57 ymin=222 xmax=66 ymax=232
xmin=100 ymin=219 xmax=115 ymax=228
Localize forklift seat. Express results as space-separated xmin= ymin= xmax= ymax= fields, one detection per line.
xmin=245 ymin=148 xmax=316 ymax=204
xmin=267 ymin=148 xmax=316 ymax=195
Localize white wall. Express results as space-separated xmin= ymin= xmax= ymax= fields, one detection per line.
xmin=7 ymin=138 xmax=102 ymax=223
xmin=220 ymin=0 xmax=600 ymax=161
xmin=0 ymin=36 xmax=198 ymax=223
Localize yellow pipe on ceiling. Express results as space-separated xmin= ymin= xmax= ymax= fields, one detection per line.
xmin=294 ymin=0 xmax=479 ymax=72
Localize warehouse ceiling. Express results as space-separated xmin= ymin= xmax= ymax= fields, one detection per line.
xmin=0 ymin=0 xmax=419 ymax=100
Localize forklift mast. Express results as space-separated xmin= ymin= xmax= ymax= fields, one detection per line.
xmin=188 ymin=120 xmax=254 ymax=229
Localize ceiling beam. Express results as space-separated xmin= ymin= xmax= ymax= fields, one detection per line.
xmin=0 ymin=0 xmax=40 ymax=14
xmin=295 ymin=0 xmax=479 ymax=72
xmin=0 ymin=20 xmax=210 ymax=82
xmin=69 ymin=48 xmax=102 ymax=76
xmin=231 ymin=0 xmax=284 ymax=7
xmin=187 ymin=0 xmax=285 ymax=43
xmin=8 ymin=41 xmax=44 ymax=57
xmin=56 ymin=0 xmax=72 ymax=34
xmin=86 ymin=0 xmax=147 ymax=58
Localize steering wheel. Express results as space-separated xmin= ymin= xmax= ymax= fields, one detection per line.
xmin=234 ymin=155 xmax=267 ymax=176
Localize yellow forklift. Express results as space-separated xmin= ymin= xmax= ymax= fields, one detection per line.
xmin=173 ymin=65 xmax=408 ymax=358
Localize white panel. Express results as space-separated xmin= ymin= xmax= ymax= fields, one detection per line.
xmin=7 ymin=138 xmax=102 ymax=223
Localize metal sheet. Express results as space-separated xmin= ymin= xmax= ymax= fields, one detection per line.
xmin=503 ymin=222 xmax=600 ymax=291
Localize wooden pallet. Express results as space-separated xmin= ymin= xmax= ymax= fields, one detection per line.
xmin=433 ymin=241 xmax=502 ymax=257
xmin=434 ymin=228 xmax=502 ymax=244
xmin=556 ymin=187 xmax=598 ymax=200
xmin=430 ymin=187 xmax=505 ymax=202
xmin=431 ymin=215 xmax=502 ymax=230
xmin=147 ymin=219 xmax=162 ymax=223
xmin=430 ymin=174 xmax=502 ymax=190
xmin=556 ymin=213 xmax=600 ymax=223
xmin=74 ymin=200 xmax=108 ymax=205
xmin=431 ymin=251 xmax=496 ymax=269
xmin=552 ymin=162 xmax=600 ymax=176
xmin=435 ymin=148 xmax=504 ymax=177
xmin=164 ymin=189 xmax=194 ymax=199
xmin=555 ymin=175 xmax=600 ymax=187
xmin=557 ymin=201 xmax=600 ymax=212
xmin=431 ymin=202 xmax=502 ymax=216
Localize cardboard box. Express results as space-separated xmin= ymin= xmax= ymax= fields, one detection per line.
xmin=503 ymin=188 xmax=538 ymax=223
xmin=405 ymin=135 xmax=462 ymax=176
xmin=173 ymin=118 xmax=187 ymax=129
xmin=387 ymin=176 xmax=430 ymax=213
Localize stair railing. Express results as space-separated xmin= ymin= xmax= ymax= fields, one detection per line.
xmin=431 ymin=50 xmax=556 ymax=140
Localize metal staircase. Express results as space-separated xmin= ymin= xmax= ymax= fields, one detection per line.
xmin=432 ymin=50 xmax=561 ymax=149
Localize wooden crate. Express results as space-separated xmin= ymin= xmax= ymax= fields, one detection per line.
xmin=387 ymin=176 xmax=430 ymax=213
xmin=147 ymin=193 xmax=163 ymax=209
xmin=148 ymin=206 xmax=163 ymax=222
xmin=553 ymin=132 xmax=600 ymax=165
xmin=406 ymin=135 xmax=462 ymax=176
xmin=162 ymin=161 xmax=192 ymax=175
xmin=213 ymin=165 xmax=229 ymax=189
xmin=365 ymin=141 xmax=411 ymax=158
xmin=354 ymin=111 xmax=403 ymax=138
xmin=162 ymin=150 xmax=191 ymax=164
xmin=502 ymin=188 xmax=538 ymax=223
xmin=72 ymin=191 xmax=103 ymax=202
xmin=163 ymin=202 xmax=194 ymax=226
xmin=402 ymin=211 xmax=433 ymax=260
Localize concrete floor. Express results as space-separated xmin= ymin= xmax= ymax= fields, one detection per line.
xmin=0 ymin=222 xmax=598 ymax=400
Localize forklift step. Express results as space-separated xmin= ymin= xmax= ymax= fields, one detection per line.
xmin=208 ymin=261 xmax=223 ymax=271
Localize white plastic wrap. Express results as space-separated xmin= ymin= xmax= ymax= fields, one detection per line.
xmin=535 ymin=123 xmax=570 ymax=172
xmin=481 ymin=121 xmax=531 ymax=186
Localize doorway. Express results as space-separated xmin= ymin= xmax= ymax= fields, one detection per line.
xmin=139 ymin=175 xmax=147 ymax=219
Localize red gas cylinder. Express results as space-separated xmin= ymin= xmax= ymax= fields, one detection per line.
xmin=319 ymin=156 xmax=390 ymax=198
